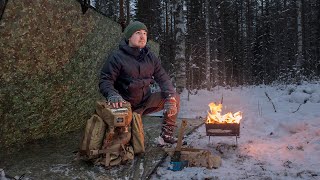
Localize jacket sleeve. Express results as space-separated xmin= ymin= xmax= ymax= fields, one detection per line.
xmin=151 ymin=53 xmax=176 ymax=98
xmin=99 ymin=53 xmax=121 ymax=99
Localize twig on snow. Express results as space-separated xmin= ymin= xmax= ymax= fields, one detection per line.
xmin=264 ymin=92 xmax=277 ymax=112
xmin=292 ymin=99 xmax=308 ymax=113
xmin=258 ymin=100 xmax=262 ymax=116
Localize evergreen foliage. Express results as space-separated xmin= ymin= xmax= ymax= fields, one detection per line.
xmin=94 ymin=0 xmax=320 ymax=88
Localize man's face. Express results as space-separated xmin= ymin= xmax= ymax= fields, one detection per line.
xmin=128 ymin=30 xmax=147 ymax=49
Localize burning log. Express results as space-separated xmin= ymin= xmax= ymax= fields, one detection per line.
xmin=206 ymin=102 xmax=242 ymax=124
xmin=205 ymin=102 xmax=242 ymax=143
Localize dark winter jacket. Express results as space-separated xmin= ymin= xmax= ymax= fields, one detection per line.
xmin=99 ymin=39 xmax=175 ymax=108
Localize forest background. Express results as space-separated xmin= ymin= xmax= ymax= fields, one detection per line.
xmin=91 ymin=0 xmax=320 ymax=92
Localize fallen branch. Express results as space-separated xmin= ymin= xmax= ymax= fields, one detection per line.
xmin=292 ymin=99 xmax=308 ymax=113
xmin=265 ymin=92 xmax=277 ymax=112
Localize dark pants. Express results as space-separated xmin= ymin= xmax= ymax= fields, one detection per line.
xmin=132 ymin=92 xmax=180 ymax=127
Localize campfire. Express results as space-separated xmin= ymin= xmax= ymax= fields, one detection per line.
xmin=206 ymin=102 xmax=242 ymax=124
xmin=205 ymin=102 xmax=242 ymax=142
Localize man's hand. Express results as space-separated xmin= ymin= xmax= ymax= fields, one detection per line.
xmin=107 ymin=94 xmax=124 ymax=108
xmin=163 ymin=97 xmax=177 ymax=117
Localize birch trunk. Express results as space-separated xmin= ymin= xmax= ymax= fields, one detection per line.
xmin=174 ymin=0 xmax=186 ymax=93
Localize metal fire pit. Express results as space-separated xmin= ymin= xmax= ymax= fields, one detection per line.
xmin=205 ymin=122 xmax=240 ymax=144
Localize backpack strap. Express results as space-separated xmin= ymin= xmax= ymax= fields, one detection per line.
xmin=89 ymin=144 xmax=120 ymax=155
xmin=89 ymin=144 xmax=123 ymax=167
xmin=103 ymin=128 xmax=114 ymax=149
xmin=86 ymin=116 xmax=98 ymax=154
xmin=105 ymin=152 xmax=111 ymax=167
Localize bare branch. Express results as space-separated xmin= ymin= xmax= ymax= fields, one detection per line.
xmin=292 ymin=99 xmax=308 ymax=113
xmin=265 ymin=92 xmax=277 ymax=112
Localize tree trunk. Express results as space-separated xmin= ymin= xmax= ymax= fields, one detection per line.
xmin=245 ymin=0 xmax=253 ymax=84
xmin=173 ymin=0 xmax=186 ymax=93
xmin=296 ymin=0 xmax=304 ymax=81
xmin=220 ymin=15 xmax=226 ymax=86
xmin=205 ymin=0 xmax=211 ymax=89
xmin=126 ymin=0 xmax=130 ymax=25
xmin=119 ymin=0 xmax=125 ymax=31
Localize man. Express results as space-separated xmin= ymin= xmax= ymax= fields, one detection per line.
xmin=99 ymin=21 xmax=179 ymax=144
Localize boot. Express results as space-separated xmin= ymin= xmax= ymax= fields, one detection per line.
xmin=160 ymin=125 xmax=177 ymax=144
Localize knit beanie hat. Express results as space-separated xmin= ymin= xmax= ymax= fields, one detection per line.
xmin=124 ymin=21 xmax=148 ymax=40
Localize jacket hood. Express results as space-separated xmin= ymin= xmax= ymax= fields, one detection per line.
xmin=119 ymin=39 xmax=150 ymax=59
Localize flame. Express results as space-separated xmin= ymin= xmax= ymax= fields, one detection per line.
xmin=206 ymin=102 xmax=242 ymax=124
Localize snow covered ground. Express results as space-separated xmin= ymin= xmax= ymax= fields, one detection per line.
xmin=1 ymin=82 xmax=319 ymax=180
xmin=152 ymin=81 xmax=320 ymax=180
